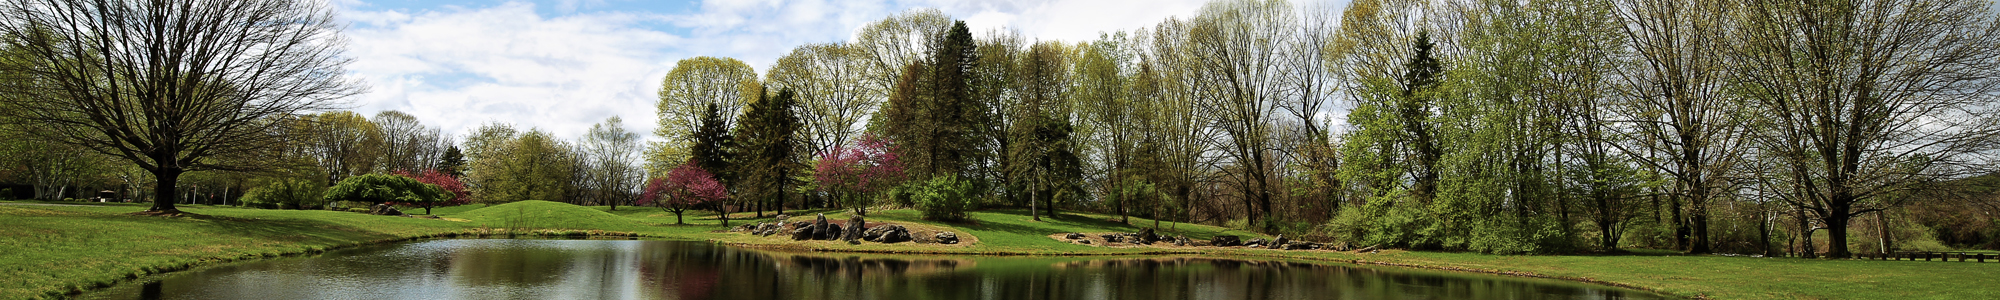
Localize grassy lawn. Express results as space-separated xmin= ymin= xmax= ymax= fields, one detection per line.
xmin=3 ymin=200 xmax=1993 ymax=299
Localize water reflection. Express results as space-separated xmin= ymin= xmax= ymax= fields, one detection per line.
xmin=85 ymin=239 xmax=1663 ymax=300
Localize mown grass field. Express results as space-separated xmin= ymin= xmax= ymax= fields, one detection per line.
xmin=2 ymin=200 xmax=1993 ymax=299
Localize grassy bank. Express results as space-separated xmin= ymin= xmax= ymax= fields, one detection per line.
xmin=3 ymin=200 xmax=1992 ymax=299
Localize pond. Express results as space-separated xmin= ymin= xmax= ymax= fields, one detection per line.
xmin=85 ymin=239 xmax=1667 ymax=300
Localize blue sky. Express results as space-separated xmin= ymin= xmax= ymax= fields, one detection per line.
xmin=328 ymin=0 xmax=1344 ymax=141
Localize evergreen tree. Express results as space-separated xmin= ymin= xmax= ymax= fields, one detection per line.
xmin=880 ymin=21 xmax=985 ymax=182
xmin=439 ymin=146 xmax=465 ymax=177
xmin=736 ymin=88 xmax=803 ymax=216
xmin=689 ymin=103 xmax=736 ymax=205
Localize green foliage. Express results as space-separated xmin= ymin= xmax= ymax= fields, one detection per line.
xmin=240 ymin=177 xmax=327 ymax=210
xmin=877 ymin=21 xmax=990 ymax=181
xmin=734 ymin=88 xmax=803 ymax=213
xmin=908 ymin=175 xmax=977 ymax=221
xmin=322 ymin=173 xmax=447 ymax=206
xmin=462 ymin=124 xmax=577 ymax=204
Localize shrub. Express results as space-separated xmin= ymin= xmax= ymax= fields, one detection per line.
xmin=909 ymin=175 xmax=976 ymax=221
xmin=322 ymin=173 xmax=450 ymax=213
xmin=241 ymin=177 xmax=326 ymax=209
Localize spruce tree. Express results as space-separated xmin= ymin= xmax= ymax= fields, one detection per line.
xmin=736 ymin=88 xmax=803 ymax=215
xmin=689 ymin=102 xmax=735 ymax=223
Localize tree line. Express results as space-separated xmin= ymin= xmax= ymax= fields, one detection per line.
xmin=649 ymin=0 xmax=2000 ymax=258
xmin=4 ymin=0 xmax=1999 ymax=258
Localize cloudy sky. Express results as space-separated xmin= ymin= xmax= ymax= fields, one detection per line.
xmin=328 ymin=0 xmax=1345 ymax=142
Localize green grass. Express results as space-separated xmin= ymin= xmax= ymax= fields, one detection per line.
xmin=448 ymin=200 xmax=644 ymax=231
xmin=4 ymin=200 xmax=1995 ymax=300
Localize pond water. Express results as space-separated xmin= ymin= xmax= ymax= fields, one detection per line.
xmin=85 ymin=239 xmax=1667 ymax=300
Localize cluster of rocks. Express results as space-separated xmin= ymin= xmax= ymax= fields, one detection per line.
xmin=736 ymin=213 xmax=954 ymax=245
xmin=1233 ymin=234 xmax=1328 ymax=250
xmin=1059 ymin=231 xmax=1334 ymax=251
xmin=1073 ymin=227 xmax=1189 ymax=246
xmin=368 ymin=203 xmax=405 ymax=216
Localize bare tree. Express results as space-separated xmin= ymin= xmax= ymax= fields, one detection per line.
xmin=374 ymin=110 xmax=447 ymax=173
xmin=1722 ymin=0 xmax=2000 ymax=258
xmin=1606 ymin=0 xmax=1748 ymax=254
xmin=0 ymin=0 xmax=360 ymax=214
xmin=581 ymin=116 xmax=641 ymax=210
xmin=1185 ymin=0 xmax=1295 ymax=231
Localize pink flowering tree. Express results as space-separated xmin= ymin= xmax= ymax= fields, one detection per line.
xmin=389 ymin=169 xmax=470 ymax=215
xmin=640 ymin=162 xmax=727 ymax=225
xmin=813 ymin=134 xmax=905 ymax=216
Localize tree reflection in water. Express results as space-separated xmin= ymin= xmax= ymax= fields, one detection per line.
xmin=87 ymin=239 xmax=1662 ymax=300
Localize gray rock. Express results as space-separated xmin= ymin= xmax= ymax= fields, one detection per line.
xmin=935 ymin=232 xmax=960 ymax=244
xmin=369 ymin=204 xmax=405 ymax=216
xmin=1244 ymin=238 xmax=1267 ymax=248
xmin=842 ymin=215 xmax=865 ymax=241
xmin=812 ymin=214 xmax=829 ymax=236
xmin=1101 ymin=234 xmax=1124 ymax=243
xmin=863 ymin=224 xmax=911 ymax=243
xmin=1065 ymin=233 xmax=1086 ymax=240
xmin=1173 ymin=235 xmax=1188 ymax=247
xmin=731 ymin=223 xmax=756 ymax=232
xmin=1137 ymin=227 xmax=1159 ymax=243
xmin=790 ymin=227 xmax=814 ymax=240
xmin=1210 ymin=235 xmax=1241 ymax=247
xmin=772 ymin=214 xmax=791 ymax=223
xmin=822 ymin=223 xmax=844 ymax=240
xmin=1269 ymin=235 xmax=1289 ymax=249
xmin=756 ymin=223 xmax=783 ymax=236
xmin=1079 ymin=239 xmax=1092 ymax=244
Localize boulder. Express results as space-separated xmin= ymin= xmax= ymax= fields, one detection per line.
xmin=811 ymin=214 xmax=829 ymax=237
xmin=1173 ymin=236 xmax=1189 ymax=247
xmin=1129 ymin=233 xmax=1153 ymax=245
xmin=1101 ymin=234 xmax=1124 ymax=243
xmin=790 ymin=227 xmax=815 ymax=240
xmin=731 ymin=223 xmax=756 ymax=232
xmin=1065 ymin=233 xmax=1086 ymax=240
xmin=935 ymin=232 xmax=960 ymax=244
xmin=752 ymin=221 xmax=784 ymax=236
xmin=822 ymin=223 xmax=844 ymax=240
xmin=842 ymin=215 xmax=866 ymax=241
xmin=863 ymin=224 xmax=912 ymax=243
xmin=1137 ymin=227 xmax=1160 ymax=243
xmin=369 ymin=204 xmax=405 ymax=216
xmin=1079 ymin=239 xmax=1092 ymax=244
xmin=1268 ymin=235 xmax=1289 ymax=249
xmin=772 ymin=214 xmax=791 ymax=223
xmin=1282 ymin=242 xmax=1320 ymax=251
xmin=1210 ymin=235 xmax=1242 ymax=247
xmin=1244 ymin=238 xmax=1267 ymax=248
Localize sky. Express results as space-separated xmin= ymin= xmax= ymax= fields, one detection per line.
xmin=328 ymin=0 xmax=1346 ymax=142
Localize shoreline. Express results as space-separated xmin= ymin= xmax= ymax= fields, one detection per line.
xmin=10 ymin=201 xmax=1990 ymax=300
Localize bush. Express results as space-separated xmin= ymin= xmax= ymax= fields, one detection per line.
xmin=909 ymin=175 xmax=977 ymax=221
xmin=241 ymin=177 xmax=326 ymax=209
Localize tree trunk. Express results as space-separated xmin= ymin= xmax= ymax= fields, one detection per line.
xmin=1032 ymin=184 xmax=1048 ymax=221
xmin=1760 ymin=207 xmax=1773 ymax=257
xmin=1797 ymin=205 xmax=1815 ymax=258
xmin=1671 ymin=194 xmax=1690 ymax=251
xmin=1877 ymin=211 xmax=1893 ymax=254
xmin=1823 ymin=200 xmax=1853 ymax=259
xmin=1597 ymin=193 xmax=1617 ymax=250
xmin=150 ymin=167 xmax=183 ymax=213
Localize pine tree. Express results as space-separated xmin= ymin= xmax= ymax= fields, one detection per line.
xmin=736 ymin=88 xmax=803 ymax=216
xmin=881 ymin=21 xmax=984 ymax=182
xmin=689 ymin=102 xmax=735 ymax=224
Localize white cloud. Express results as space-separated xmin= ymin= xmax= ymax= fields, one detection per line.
xmin=340 ymin=2 xmax=679 ymax=140
xmin=334 ymin=0 xmax=1348 ymax=142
